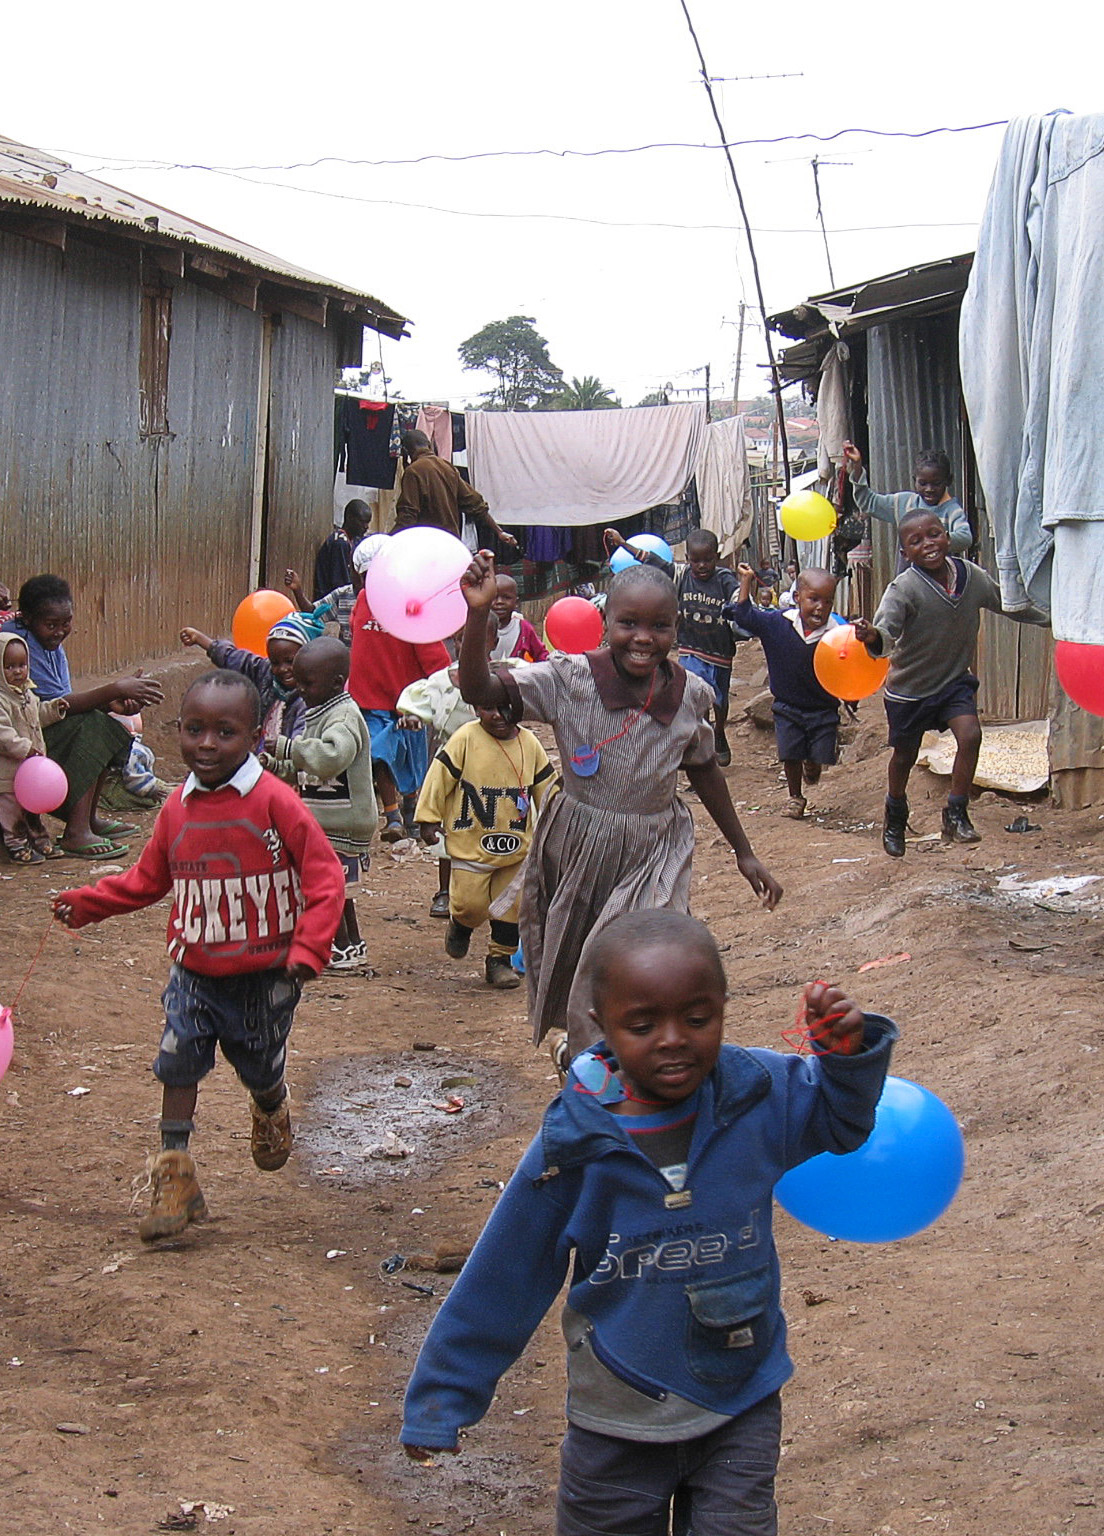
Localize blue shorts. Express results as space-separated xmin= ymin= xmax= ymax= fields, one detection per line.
xmin=680 ymin=654 xmax=731 ymax=711
xmin=154 ymin=965 xmax=301 ymax=1094
xmin=773 ymin=703 xmax=839 ymax=764
xmin=884 ymin=673 xmax=980 ymax=750
xmin=361 ymin=709 xmax=429 ymax=796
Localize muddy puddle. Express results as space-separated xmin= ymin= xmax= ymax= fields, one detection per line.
xmin=298 ymin=1049 xmax=515 ymax=1190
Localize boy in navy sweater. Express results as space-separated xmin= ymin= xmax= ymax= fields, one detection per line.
xmin=730 ymin=564 xmax=842 ymax=819
xmin=401 ymin=909 xmax=896 ymax=1534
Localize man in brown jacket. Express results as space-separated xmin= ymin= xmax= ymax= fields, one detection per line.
xmin=393 ymin=431 xmax=517 ymax=551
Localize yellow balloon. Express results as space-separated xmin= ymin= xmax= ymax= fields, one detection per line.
xmin=780 ymin=489 xmax=837 ymax=542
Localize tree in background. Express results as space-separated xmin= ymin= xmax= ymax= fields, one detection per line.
xmin=459 ymin=316 xmax=563 ymax=411
xmin=635 ymin=390 xmax=669 ymax=407
xmin=553 ymin=374 xmax=621 ymax=410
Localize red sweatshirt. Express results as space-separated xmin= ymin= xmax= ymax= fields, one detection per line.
xmin=60 ymin=770 xmax=345 ymax=977
xmin=348 ymin=590 xmax=451 ymax=711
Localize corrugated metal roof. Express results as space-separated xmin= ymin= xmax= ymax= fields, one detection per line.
xmin=0 ymin=134 xmax=410 ymax=338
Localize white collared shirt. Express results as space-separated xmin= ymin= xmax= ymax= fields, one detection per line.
xmin=180 ymin=753 xmax=264 ymax=800
xmin=783 ymin=607 xmax=842 ymax=646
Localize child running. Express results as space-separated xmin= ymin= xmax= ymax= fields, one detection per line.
xmin=730 ymin=563 xmax=843 ymax=820
xmin=180 ymin=611 xmax=316 ymax=752
xmin=52 ymin=671 xmax=345 ymax=1242
xmin=0 ymin=632 xmax=68 ymax=862
xmin=267 ymin=637 xmax=377 ymax=971
xmin=854 ymin=508 xmax=1039 ymax=857
xmin=843 ymin=441 xmax=972 ymax=559
xmin=457 ymin=551 xmax=782 ymax=1066
xmin=415 ymin=701 xmax=554 ymax=989
xmin=489 ymin=573 xmax=549 ymax=663
xmin=401 ymin=909 xmax=898 ymax=1535
xmin=676 ymin=528 xmax=741 ymax=765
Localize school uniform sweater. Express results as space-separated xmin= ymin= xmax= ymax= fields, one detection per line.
xmin=865 ymin=558 xmax=1004 ymax=701
xmin=402 ymin=1017 xmax=897 ymax=1449
xmin=414 ymin=720 xmax=554 ymax=867
xmin=59 ymin=761 xmax=345 ymax=976
xmin=270 ymin=690 xmax=377 ymax=855
xmin=729 ymin=601 xmax=841 ymax=716
xmin=851 ymin=471 xmax=972 ymax=553
xmin=348 ymin=590 xmax=451 ymax=712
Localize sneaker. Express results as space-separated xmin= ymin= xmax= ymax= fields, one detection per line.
xmin=782 ymin=795 xmax=807 ymax=820
xmin=486 ymin=954 xmax=521 ymax=989
xmin=883 ymin=796 xmax=909 ymax=858
xmin=942 ymin=802 xmax=981 ymax=844
xmin=251 ymin=1096 xmax=293 ymax=1171
xmin=429 ymin=890 xmax=450 ymax=919
xmin=546 ymin=1029 xmax=570 ymax=1085
xmin=137 ymin=1151 xmax=208 ymax=1242
xmin=328 ymin=941 xmax=368 ymax=971
xmin=445 ymin=920 xmax=471 ymax=959
xmin=379 ymin=812 xmax=405 ymax=844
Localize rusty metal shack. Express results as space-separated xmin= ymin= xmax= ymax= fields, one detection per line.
xmin=0 ymin=135 xmax=409 ymax=675
xmin=768 ymin=255 xmax=1104 ymax=807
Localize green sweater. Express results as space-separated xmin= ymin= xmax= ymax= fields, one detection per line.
xmin=271 ymin=691 xmax=377 ymax=854
xmin=867 ymin=559 xmax=1004 ymax=701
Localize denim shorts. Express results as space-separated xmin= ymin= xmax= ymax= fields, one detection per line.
xmin=557 ymin=1390 xmax=781 ymax=1536
xmin=884 ymin=672 xmax=980 ymax=749
xmin=680 ymin=653 xmax=732 ymax=711
xmin=154 ymin=965 xmax=301 ymax=1094
xmin=773 ymin=704 xmax=839 ymax=765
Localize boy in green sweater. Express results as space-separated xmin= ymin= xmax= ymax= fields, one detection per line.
xmin=268 ymin=638 xmax=376 ymax=968
xmin=855 ymin=510 xmax=1039 ymax=858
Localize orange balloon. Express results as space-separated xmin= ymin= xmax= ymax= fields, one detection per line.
xmin=813 ymin=624 xmax=890 ymax=702
xmin=232 ymin=590 xmax=296 ymax=656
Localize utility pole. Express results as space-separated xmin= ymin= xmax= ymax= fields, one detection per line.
xmin=704 ymin=362 xmax=711 ymax=423
xmin=732 ymin=302 xmax=746 ymax=407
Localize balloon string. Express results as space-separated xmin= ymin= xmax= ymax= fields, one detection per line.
xmin=405 ymin=576 xmax=461 ymax=615
xmin=781 ymin=982 xmax=853 ymax=1056
xmin=10 ymin=916 xmax=56 ymax=1015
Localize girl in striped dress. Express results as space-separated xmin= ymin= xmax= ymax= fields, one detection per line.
xmin=457 ymin=552 xmax=783 ymax=1064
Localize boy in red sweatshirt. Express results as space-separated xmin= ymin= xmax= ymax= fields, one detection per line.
xmin=53 ymin=671 xmax=345 ymax=1243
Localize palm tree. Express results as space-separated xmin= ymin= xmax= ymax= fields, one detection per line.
xmin=554 ymin=374 xmax=621 ymax=410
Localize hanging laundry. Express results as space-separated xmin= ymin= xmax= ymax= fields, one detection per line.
xmin=341 ymin=398 xmax=396 ymax=490
xmin=416 ymin=404 xmax=453 ymax=460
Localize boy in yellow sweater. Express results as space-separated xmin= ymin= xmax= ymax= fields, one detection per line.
xmin=415 ymin=703 xmax=554 ymax=989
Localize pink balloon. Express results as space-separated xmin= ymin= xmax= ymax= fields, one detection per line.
xmin=13 ymin=755 xmax=69 ymax=814
xmin=0 ymin=1007 xmax=12 ymax=1083
xmin=364 ymin=527 xmax=471 ymax=644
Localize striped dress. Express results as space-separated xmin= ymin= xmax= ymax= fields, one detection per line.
xmin=501 ymin=649 xmax=715 ymax=1055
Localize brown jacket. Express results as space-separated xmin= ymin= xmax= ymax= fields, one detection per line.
xmin=393 ymin=453 xmax=489 ymax=538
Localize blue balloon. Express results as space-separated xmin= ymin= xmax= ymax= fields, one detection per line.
xmin=774 ymin=1076 xmax=965 ymax=1243
xmin=609 ymin=534 xmax=675 ymax=573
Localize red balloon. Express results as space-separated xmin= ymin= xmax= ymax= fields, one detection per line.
xmin=231 ymin=590 xmax=295 ymax=656
xmin=813 ymin=624 xmax=891 ymax=702
xmin=1054 ymin=640 xmax=1104 ymax=717
xmin=544 ymin=596 xmax=604 ymax=655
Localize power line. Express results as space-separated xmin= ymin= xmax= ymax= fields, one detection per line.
xmin=676 ymin=0 xmax=792 ymax=489
xmin=66 ymin=120 xmax=1009 ymax=176
xmin=80 ymin=159 xmax=978 ymax=236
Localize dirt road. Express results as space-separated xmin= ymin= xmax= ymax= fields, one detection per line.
xmin=1 ymin=645 xmax=1100 ymax=1534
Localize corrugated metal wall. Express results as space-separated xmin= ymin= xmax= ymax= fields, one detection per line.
xmin=863 ymin=312 xmax=1053 ymax=722
xmin=0 ymin=226 xmax=343 ymax=676
xmin=264 ymin=311 xmax=342 ymax=591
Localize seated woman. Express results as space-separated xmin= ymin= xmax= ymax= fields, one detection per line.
xmin=2 ymin=575 xmax=164 ymax=858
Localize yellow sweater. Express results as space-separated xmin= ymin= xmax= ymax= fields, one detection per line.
xmin=414 ymin=721 xmax=554 ymax=867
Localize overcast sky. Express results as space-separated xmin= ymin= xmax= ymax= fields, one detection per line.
xmin=5 ymin=2 xmax=1098 ymax=409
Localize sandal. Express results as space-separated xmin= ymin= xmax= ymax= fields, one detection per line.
xmin=7 ymin=846 xmax=44 ymax=864
xmin=33 ymin=842 xmax=67 ymax=861
xmin=93 ymin=819 xmax=139 ymax=836
xmin=59 ymin=839 xmax=130 ymax=859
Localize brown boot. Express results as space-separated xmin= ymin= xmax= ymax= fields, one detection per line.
xmin=138 ymin=1151 xmax=208 ymax=1243
xmin=251 ymin=1096 xmax=293 ymax=1171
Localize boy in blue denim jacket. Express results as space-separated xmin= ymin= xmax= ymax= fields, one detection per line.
xmin=400 ymin=910 xmax=897 ymax=1534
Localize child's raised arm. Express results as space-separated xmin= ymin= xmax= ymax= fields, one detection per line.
xmin=736 ymin=562 xmax=757 ymax=605
xmin=457 ymin=552 xmax=510 ymax=710
xmin=180 ymin=626 xmax=216 ymax=652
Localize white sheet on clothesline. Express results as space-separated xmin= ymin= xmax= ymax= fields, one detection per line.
xmin=695 ymin=414 xmax=753 ymax=558
xmin=465 ymin=403 xmax=707 ymax=526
